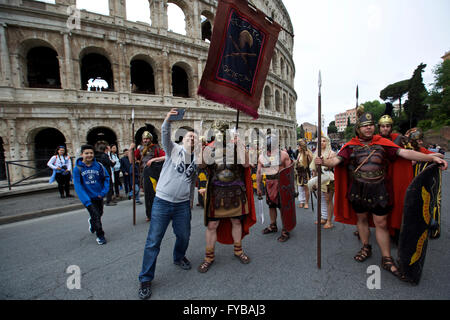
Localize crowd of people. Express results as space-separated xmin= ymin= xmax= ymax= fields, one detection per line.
xmin=46 ymin=107 xmax=448 ymax=299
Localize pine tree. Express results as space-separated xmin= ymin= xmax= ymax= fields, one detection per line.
xmin=404 ymin=63 xmax=428 ymax=128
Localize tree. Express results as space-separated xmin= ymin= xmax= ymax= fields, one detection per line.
xmin=361 ymin=100 xmax=385 ymax=121
xmin=421 ymin=59 xmax=450 ymax=130
xmin=380 ymin=79 xmax=410 ymax=112
xmin=327 ymin=121 xmax=337 ymax=134
xmin=404 ymin=63 xmax=428 ymax=128
xmin=297 ymin=125 xmax=305 ymax=139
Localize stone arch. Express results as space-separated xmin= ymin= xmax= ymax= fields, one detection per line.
xmin=275 ymin=89 xmax=281 ymax=112
xmin=171 ymin=61 xmax=193 ymax=98
xmin=86 ymin=126 xmax=118 ymax=149
xmin=280 ymin=56 xmax=285 ymax=79
xmin=17 ymin=38 xmax=62 ymax=88
xmin=271 ymin=50 xmax=278 ymax=73
xmin=167 ymin=0 xmax=193 ymax=36
xmin=28 ymin=127 xmax=67 ymax=175
xmin=130 ymin=54 xmax=156 ymax=94
xmin=283 ymin=93 xmax=287 ymax=113
xmin=79 ymin=47 xmax=114 ymax=91
xmin=135 ymin=124 xmax=161 ymax=146
xmin=264 ymin=85 xmax=272 ymax=110
xmin=201 ymin=10 xmax=214 ymax=42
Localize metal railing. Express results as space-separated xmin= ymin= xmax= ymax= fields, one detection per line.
xmin=2 ymin=159 xmax=73 ymax=190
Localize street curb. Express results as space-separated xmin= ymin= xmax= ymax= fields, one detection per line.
xmin=0 ymin=203 xmax=84 ymax=225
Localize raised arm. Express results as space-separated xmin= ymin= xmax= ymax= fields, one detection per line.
xmin=398 ymin=149 xmax=448 ymax=170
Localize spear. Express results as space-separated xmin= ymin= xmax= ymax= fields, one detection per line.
xmin=317 ymin=71 xmax=322 ymax=269
xmin=131 ymin=108 xmax=136 ymax=225
xmin=356 ymin=84 xmax=359 ymax=108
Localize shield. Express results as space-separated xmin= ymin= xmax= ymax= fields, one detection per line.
xmin=398 ymin=163 xmax=441 ymax=284
xmin=279 ymin=164 xmax=296 ymax=232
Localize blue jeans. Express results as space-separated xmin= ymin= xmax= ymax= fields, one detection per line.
xmin=138 ymin=196 xmax=191 ymax=283
xmin=129 ymin=184 xmax=140 ymax=201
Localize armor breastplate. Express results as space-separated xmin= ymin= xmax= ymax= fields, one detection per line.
xmin=211 ymin=163 xmax=246 ymax=210
xmin=140 ymin=145 xmax=155 ymax=169
xmin=349 ymin=145 xmax=387 ymax=181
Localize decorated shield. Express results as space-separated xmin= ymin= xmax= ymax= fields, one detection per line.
xmin=398 ymin=163 xmax=442 ymax=284
xmin=279 ymin=164 xmax=296 ymax=232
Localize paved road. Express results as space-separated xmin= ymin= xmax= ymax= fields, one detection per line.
xmin=0 ymin=170 xmax=449 ymax=301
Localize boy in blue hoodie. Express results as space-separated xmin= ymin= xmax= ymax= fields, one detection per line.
xmin=73 ymin=144 xmax=110 ymax=245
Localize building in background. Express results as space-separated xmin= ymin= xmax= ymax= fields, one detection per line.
xmin=0 ymin=0 xmax=297 ymax=182
xmin=334 ymin=108 xmax=357 ymax=132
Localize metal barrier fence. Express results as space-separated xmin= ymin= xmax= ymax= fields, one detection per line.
xmin=2 ymin=159 xmax=74 ymax=190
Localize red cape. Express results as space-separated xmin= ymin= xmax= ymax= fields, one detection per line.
xmin=204 ymin=167 xmax=257 ymax=245
xmin=334 ymin=135 xmax=413 ymax=233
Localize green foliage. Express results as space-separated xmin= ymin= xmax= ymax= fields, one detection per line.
xmin=344 ymin=123 xmax=355 ymax=141
xmin=297 ymin=125 xmax=305 ymax=139
xmin=404 ymin=63 xmax=429 ymax=128
xmin=327 ymin=121 xmax=337 ymax=134
xmin=361 ymin=100 xmax=385 ymax=121
xmin=419 ymin=60 xmax=450 ymax=131
xmin=380 ymin=79 xmax=410 ymax=105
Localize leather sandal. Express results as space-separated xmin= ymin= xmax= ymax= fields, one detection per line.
xmin=262 ymin=223 xmax=278 ymax=234
xmin=197 ymin=260 xmax=214 ymax=273
xmin=234 ymin=252 xmax=250 ymax=264
xmin=277 ymin=229 xmax=290 ymax=242
xmin=381 ymin=256 xmax=408 ymax=281
xmin=354 ymin=244 xmax=372 ymax=262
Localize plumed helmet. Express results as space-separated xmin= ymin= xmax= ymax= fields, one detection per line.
xmin=142 ymin=131 xmax=153 ymax=140
xmin=378 ymin=115 xmax=393 ymax=126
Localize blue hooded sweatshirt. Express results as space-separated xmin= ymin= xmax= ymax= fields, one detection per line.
xmin=73 ymin=157 xmax=110 ymax=207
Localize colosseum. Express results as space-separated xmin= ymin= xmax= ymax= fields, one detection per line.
xmin=0 ymin=0 xmax=297 ymax=183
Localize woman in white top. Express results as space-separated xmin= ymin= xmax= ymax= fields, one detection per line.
xmin=47 ymin=145 xmax=73 ymax=198
xmin=109 ymin=144 xmax=122 ymax=198
xmin=310 ymin=136 xmax=336 ymax=229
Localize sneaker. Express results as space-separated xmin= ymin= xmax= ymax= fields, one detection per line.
xmin=174 ymin=257 xmax=192 ymax=270
xmin=138 ymin=281 xmax=152 ymax=300
xmin=96 ymin=236 xmax=107 ymax=245
xmin=137 ymin=200 xmax=143 ymax=205
xmin=88 ymin=218 xmax=94 ymax=234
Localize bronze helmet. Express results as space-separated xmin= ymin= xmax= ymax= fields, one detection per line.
xmin=142 ymin=131 xmax=153 ymax=140
xmin=378 ymin=115 xmax=393 ymax=126
xmin=356 ymin=106 xmax=375 ymax=128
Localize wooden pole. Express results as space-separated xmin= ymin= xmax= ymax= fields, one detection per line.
xmin=132 ymin=108 xmax=136 ymax=225
xmin=317 ymin=71 xmax=322 ymax=269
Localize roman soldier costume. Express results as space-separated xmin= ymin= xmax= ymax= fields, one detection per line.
xmin=334 ymin=108 xmax=412 ymax=233
xmin=198 ymin=121 xmax=256 ymax=273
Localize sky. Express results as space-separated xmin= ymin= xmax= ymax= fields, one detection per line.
xmin=39 ymin=0 xmax=450 ymax=130
xmin=283 ymin=0 xmax=450 ymax=128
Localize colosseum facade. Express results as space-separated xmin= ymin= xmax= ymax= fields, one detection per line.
xmin=0 ymin=0 xmax=297 ymax=182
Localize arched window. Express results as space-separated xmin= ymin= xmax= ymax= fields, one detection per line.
xmin=172 ymin=65 xmax=189 ymax=97
xmin=130 ymin=59 xmax=155 ymax=94
xmin=135 ymin=124 xmax=159 ymax=146
xmin=126 ymin=0 xmax=151 ymax=25
xmin=168 ymin=3 xmax=186 ymax=35
xmin=275 ymin=90 xmax=281 ymax=112
xmin=201 ymin=15 xmax=212 ymax=42
xmin=87 ymin=127 xmax=117 ymax=148
xmin=264 ymin=86 xmax=272 ymax=110
xmin=34 ymin=128 xmax=66 ymax=175
xmin=80 ymin=53 xmax=114 ymax=91
xmin=27 ymin=47 xmax=61 ymax=89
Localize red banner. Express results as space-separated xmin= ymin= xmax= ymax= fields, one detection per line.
xmin=198 ymin=0 xmax=281 ymax=119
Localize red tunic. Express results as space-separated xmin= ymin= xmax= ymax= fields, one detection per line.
xmin=334 ymin=135 xmax=413 ymax=233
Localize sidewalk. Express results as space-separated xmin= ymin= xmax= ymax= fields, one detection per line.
xmin=0 ymin=177 xmax=133 ymax=225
